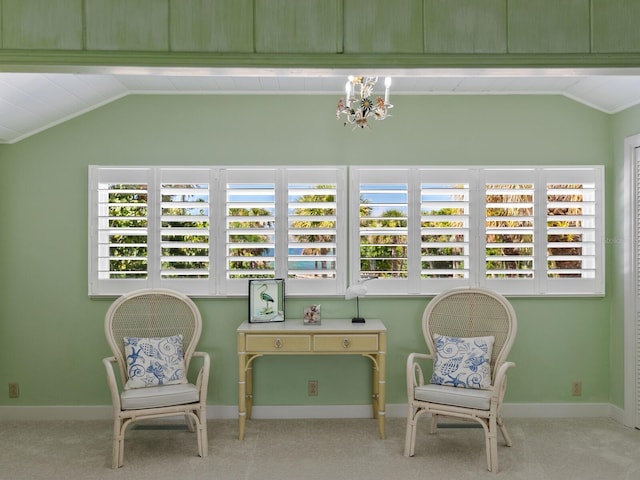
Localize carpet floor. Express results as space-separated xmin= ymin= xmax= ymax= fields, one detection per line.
xmin=0 ymin=416 xmax=638 ymax=479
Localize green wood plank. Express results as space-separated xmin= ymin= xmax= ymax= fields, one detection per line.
xmin=86 ymin=0 xmax=169 ymax=51
xmin=2 ymin=0 xmax=83 ymax=50
xmin=343 ymin=0 xmax=423 ymax=53
xmin=425 ymin=0 xmax=507 ymax=53
xmin=592 ymin=0 xmax=640 ymax=53
xmin=255 ymin=0 xmax=342 ymax=53
xmin=170 ymin=0 xmax=254 ymax=53
xmin=508 ymin=0 xmax=590 ymax=53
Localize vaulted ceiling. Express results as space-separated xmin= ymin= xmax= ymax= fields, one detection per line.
xmin=2 ymin=68 xmax=640 ymax=144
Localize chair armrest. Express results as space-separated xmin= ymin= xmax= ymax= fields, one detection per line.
xmin=192 ymin=351 xmax=210 ymax=403
xmin=102 ymin=356 xmax=122 ymax=411
xmin=492 ymin=361 xmax=516 ymax=403
xmin=406 ymin=352 xmax=433 ymax=400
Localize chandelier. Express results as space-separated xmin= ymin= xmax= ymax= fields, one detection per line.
xmin=336 ymin=76 xmax=393 ymax=130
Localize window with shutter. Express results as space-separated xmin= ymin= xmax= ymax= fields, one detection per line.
xmin=285 ymin=167 xmax=346 ymax=296
xmin=90 ymin=167 xmax=152 ymax=295
xmin=160 ymin=183 xmax=210 ymax=279
xmin=420 ymin=181 xmax=470 ymax=279
xmin=223 ymin=170 xmax=277 ymax=286
xmin=484 ymin=182 xmax=535 ymax=279
xmin=90 ymin=165 xmax=602 ymax=297
xmin=349 ymin=166 xmax=603 ymax=296
xmin=100 ymin=182 xmax=148 ymax=280
xmin=287 ymin=182 xmax=338 ymax=278
xmin=544 ymin=168 xmax=602 ymax=295
xmin=358 ymin=183 xmax=409 ymax=278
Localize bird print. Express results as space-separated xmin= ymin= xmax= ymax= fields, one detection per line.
xmin=259 ymin=283 xmax=274 ymax=314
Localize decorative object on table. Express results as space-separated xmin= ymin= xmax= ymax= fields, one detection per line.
xmin=345 ymin=277 xmax=374 ymax=323
xmin=336 ymin=76 xmax=393 ymax=130
xmin=248 ymin=279 xmax=285 ymax=323
xmin=303 ymin=304 xmax=322 ymax=325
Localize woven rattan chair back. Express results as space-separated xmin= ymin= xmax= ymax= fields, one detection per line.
xmin=422 ymin=287 xmax=517 ymax=384
xmin=105 ymin=288 xmax=202 ymax=383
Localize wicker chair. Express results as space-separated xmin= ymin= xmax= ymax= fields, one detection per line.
xmin=404 ymin=287 xmax=517 ymax=473
xmin=102 ymin=288 xmax=210 ymax=468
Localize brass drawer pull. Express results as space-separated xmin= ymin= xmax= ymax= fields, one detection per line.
xmin=343 ymin=338 xmax=351 ymax=349
xmin=274 ymin=337 xmax=283 ymax=349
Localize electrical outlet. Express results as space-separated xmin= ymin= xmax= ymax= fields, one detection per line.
xmin=8 ymin=382 xmax=19 ymax=399
xmin=571 ymin=381 xmax=582 ymax=396
xmin=308 ymin=380 xmax=318 ymax=396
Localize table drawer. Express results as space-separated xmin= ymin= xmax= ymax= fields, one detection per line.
xmin=245 ymin=334 xmax=311 ymax=352
xmin=314 ymin=334 xmax=379 ymax=352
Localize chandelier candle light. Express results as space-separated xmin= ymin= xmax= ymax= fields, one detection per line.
xmin=336 ymin=76 xmax=393 ymax=130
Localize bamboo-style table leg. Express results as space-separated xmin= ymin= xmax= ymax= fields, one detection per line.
xmin=246 ymin=360 xmax=254 ymax=419
xmin=372 ymin=356 xmax=380 ymax=420
xmin=237 ymin=333 xmax=247 ymax=440
xmin=377 ymin=332 xmax=387 ymax=439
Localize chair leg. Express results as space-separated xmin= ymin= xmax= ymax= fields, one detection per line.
xmin=184 ymin=415 xmax=196 ymax=433
xmin=487 ymin=417 xmax=499 ymax=472
xmin=429 ymin=414 xmax=438 ymax=434
xmin=112 ymin=418 xmax=127 ymax=469
xmin=199 ymin=407 xmax=208 ymax=458
xmin=111 ymin=419 xmax=121 ymax=469
xmin=404 ymin=408 xmax=418 ymax=457
xmin=497 ymin=416 xmax=512 ymax=447
xmin=188 ymin=408 xmax=208 ymax=458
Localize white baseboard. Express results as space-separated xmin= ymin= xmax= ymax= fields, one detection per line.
xmin=0 ymin=402 xmax=620 ymax=422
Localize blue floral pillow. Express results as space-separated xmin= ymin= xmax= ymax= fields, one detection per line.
xmin=123 ymin=335 xmax=187 ymax=390
xmin=430 ymin=334 xmax=494 ymax=390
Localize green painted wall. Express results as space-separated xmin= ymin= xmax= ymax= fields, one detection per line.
xmin=0 ymin=94 xmax=615 ymax=408
xmin=2 ymin=0 xmax=640 ymax=69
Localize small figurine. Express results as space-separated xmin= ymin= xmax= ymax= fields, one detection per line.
xmin=304 ymin=304 xmax=321 ymax=325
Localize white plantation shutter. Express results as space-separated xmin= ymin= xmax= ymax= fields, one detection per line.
xmin=90 ymin=167 xmax=152 ymax=295
xmin=349 ymin=166 xmax=602 ymax=296
xmin=350 ymin=168 xmax=411 ymax=295
xmin=483 ymin=170 xmax=542 ymax=293
xmin=89 ymin=167 xmax=213 ymax=296
xmin=158 ymin=168 xmax=213 ymax=295
xmin=160 ymin=184 xmax=209 ymax=277
xmin=221 ymin=168 xmax=278 ymax=295
xmin=285 ymin=167 xmax=346 ymax=296
xmin=544 ymin=168 xmax=603 ymax=295
xmin=419 ymin=168 xmax=472 ymax=292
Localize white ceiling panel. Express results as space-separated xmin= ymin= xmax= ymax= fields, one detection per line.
xmin=116 ymin=75 xmax=177 ymax=91
xmin=2 ymin=69 xmax=640 ymax=144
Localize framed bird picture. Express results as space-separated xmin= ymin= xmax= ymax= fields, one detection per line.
xmin=248 ymin=279 xmax=285 ymax=323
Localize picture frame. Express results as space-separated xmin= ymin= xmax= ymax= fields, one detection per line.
xmin=248 ymin=279 xmax=285 ymax=323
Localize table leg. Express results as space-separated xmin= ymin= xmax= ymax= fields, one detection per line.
xmin=246 ymin=360 xmax=254 ymax=419
xmin=237 ymin=333 xmax=247 ymax=440
xmin=378 ymin=332 xmax=387 ymax=439
xmin=372 ymin=356 xmax=379 ymax=420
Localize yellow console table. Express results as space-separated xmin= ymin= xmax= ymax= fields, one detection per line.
xmin=236 ymin=318 xmax=387 ymax=440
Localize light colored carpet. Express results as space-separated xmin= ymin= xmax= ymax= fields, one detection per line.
xmin=0 ymin=416 xmax=638 ymax=479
